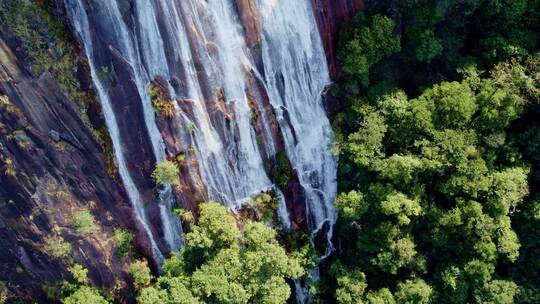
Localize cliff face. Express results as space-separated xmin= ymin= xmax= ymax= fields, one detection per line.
xmin=0 ymin=0 xmax=362 ymax=301
xmin=0 ymin=10 xmax=145 ymax=302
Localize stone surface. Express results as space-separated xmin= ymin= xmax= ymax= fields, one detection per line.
xmin=0 ymin=24 xmax=141 ymax=303
xmin=236 ymin=0 xmax=262 ymax=48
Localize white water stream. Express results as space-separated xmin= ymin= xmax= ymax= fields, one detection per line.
xmin=66 ymin=2 xmax=337 ymax=295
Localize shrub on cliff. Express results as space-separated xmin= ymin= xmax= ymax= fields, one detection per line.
xmin=113 ymin=228 xmax=134 ymax=258
xmin=44 ymin=235 xmax=72 ymax=258
xmin=152 ymin=160 xmax=180 ymax=186
xmin=130 ymin=260 xmax=153 ymax=290
xmin=71 ymin=210 xmax=97 ymax=235
xmin=61 ymin=264 xmax=109 ymax=304
xmin=149 ymin=85 xmax=175 ymax=119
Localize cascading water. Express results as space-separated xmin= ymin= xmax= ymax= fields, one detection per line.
xmin=66 ymin=0 xmax=183 ymax=257
xmin=65 ymin=0 xmax=167 ymax=262
xmin=66 ymin=1 xmax=337 ymax=299
xmin=257 ymin=0 xmax=338 ymax=250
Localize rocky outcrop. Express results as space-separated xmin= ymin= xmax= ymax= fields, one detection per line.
xmin=311 ymin=0 xmax=364 ymax=79
xmin=236 ymin=0 xmax=261 ymax=48
xmin=0 ymin=34 xmax=141 ymax=301
xmin=0 ymin=1 xmax=169 ymax=297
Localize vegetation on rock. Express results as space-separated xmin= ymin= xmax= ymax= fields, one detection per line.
xmin=149 ymin=85 xmax=175 ymax=119
xmin=71 ymin=209 xmax=97 ymax=235
xmin=152 ymin=160 xmax=180 ymax=186
xmin=61 ymin=264 xmax=109 ymax=304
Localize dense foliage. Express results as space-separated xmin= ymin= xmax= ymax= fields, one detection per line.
xmin=133 ymin=202 xmax=304 ymax=304
xmin=328 ymin=0 xmax=539 ymax=303
xmin=1 ymin=0 xmax=538 ymax=303
xmin=60 ymin=265 xmax=109 ymax=304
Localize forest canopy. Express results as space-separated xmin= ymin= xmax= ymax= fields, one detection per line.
xmin=328 ymin=0 xmax=539 ymax=303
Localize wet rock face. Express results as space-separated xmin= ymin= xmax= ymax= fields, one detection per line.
xmin=0 ymin=27 xmax=138 ymax=302
xmin=311 ymin=0 xmax=364 ymax=79
xmin=236 ymin=0 xmax=261 ymax=48
xmin=0 ymin=1 xmax=363 ymax=300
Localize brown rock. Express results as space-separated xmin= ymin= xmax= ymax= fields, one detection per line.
xmin=0 ymin=34 xmax=138 ymax=300
xmin=236 ymin=0 xmax=262 ymax=48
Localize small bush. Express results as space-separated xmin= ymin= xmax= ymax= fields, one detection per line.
xmin=152 ymin=160 xmax=180 ymax=186
xmin=149 ymin=85 xmax=174 ymax=119
xmin=60 ymin=264 xmax=109 ymax=304
xmin=130 ymin=260 xmax=153 ymax=289
xmin=69 ymin=264 xmax=88 ymax=285
xmin=249 ymin=193 xmax=278 ymax=222
xmin=44 ymin=235 xmax=72 ymax=258
xmin=113 ymin=228 xmax=134 ymax=258
xmin=174 ymin=208 xmax=194 ymax=224
xmin=2 ymin=158 xmax=15 ymax=177
xmin=71 ymin=210 xmax=96 ymax=235
xmin=271 ymin=152 xmax=294 ymax=189
xmin=0 ymin=282 xmax=8 ymax=304
xmin=175 ymin=152 xmax=186 ymax=165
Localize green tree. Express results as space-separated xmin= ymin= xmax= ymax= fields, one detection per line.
xmin=394 ymin=279 xmax=434 ymax=304
xmin=347 ymin=112 xmax=387 ymax=166
xmin=69 ymin=265 xmax=88 ymax=285
xmin=329 ymin=57 xmax=536 ymax=302
xmin=473 ymin=280 xmax=519 ymax=304
xmin=138 ymin=202 xmax=303 ymax=304
xmin=335 ymin=269 xmax=366 ymax=304
xmin=365 ymin=288 xmax=395 ymax=304
xmin=340 ymin=14 xmax=401 ymax=85
xmin=414 ymin=81 xmax=476 ymax=130
xmin=335 ymin=190 xmax=367 ymax=221
xmin=130 ymin=260 xmax=153 ymax=289
xmin=113 ymin=228 xmax=134 ymax=258
xmin=62 ymin=286 xmax=108 ymax=304
xmin=61 ymin=265 xmax=108 ymax=304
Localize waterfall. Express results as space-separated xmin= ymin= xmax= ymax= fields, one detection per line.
xmin=66 ymin=1 xmax=337 ymax=295
xmin=257 ymin=0 xmax=337 ymax=249
xmin=65 ymin=0 xmax=167 ymax=262
xmin=66 ymin=0 xmax=183 ymax=258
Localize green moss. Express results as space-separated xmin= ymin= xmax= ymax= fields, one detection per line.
xmin=98 ymin=66 xmax=109 ymax=79
xmin=0 ymin=0 xmax=94 ymax=108
xmin=175 ymin=152 xmax=186 ymax=165
xmin=92 ymin=126 xmax=117 ymax=177
xmin=0 ymin=1 xmax=118 ymax=180
xmin=0 ymin=282 xmax=9 ymax=304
